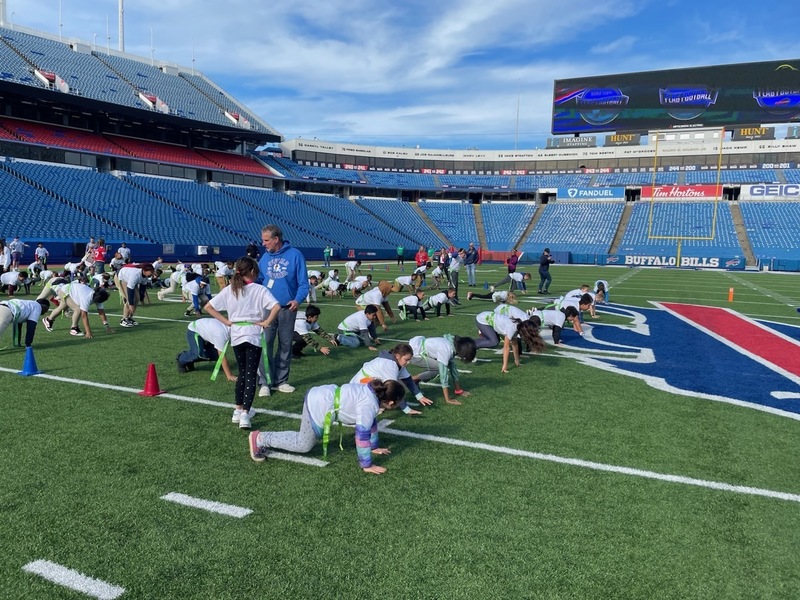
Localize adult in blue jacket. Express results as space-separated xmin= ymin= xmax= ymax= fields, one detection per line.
xmin=258 ymin=224 xmax=309 ymax=393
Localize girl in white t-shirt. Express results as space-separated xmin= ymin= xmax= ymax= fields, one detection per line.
xmin=204 ymin=257 xmax=281 ymax=429
xmin=475 ymin=311 xmax=545 ymax=373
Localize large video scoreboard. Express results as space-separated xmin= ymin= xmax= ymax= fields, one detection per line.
xmin=552 ymin=59 xmax=800 ymax=135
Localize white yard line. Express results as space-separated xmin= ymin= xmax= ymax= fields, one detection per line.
xmin=161 ymin=492 xmax=252 ymax=518
xmin=22 ymin=560 xmax=125 ymax=600
xmin=2 ymin=367 xmax=799 ymax=504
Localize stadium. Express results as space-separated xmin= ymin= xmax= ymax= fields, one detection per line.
xmin=2 ymin=5 xmax=800 ymax=600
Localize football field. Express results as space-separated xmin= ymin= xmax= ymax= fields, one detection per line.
xmin=2 ymin=263 xmax=799 ymax=599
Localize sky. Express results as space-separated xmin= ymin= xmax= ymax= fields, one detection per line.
xmin=4 ymin=0 xmax=800 ymax=150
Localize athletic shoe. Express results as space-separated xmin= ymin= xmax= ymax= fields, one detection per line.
xmin=232 ymin=407 xmax=256 ymax=423
xmin=467 ymin=292 xmax=473 ymax=301
xmin=273 ymin=383 xmax=296 ymax=393
xmin=249 ymin=430 xmax=265 ymax=462
xmin=42 ymin=317 xmax=54 ymax=332
xmin=177 ymin=355 xmax=188 ymax=374
xmin=489 ymin=286 xmax=495 ymax=292
xmin=238 ymin=411 xmax=252 ymax=429
xmin=130 ymin=318 xmax=139 ymax=326
xmin=258 ymin=385 xmax=271 ymax=397
xmin=119 ymin=319 xmax=134 ymax=328
xmin=69 ymin=327 xmax=84 ymax=337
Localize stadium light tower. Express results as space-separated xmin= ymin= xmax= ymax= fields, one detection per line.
xmin=118 ymin=0 xmax=125 ymax=52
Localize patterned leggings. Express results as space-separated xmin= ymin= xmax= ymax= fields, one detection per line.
xmin=233 ymin=342 xmax=262 ymax=411
xmin=258 ymin=401 xmax=320 ymax=453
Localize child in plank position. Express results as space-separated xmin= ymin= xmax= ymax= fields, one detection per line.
xmin=351 ymin=343 xmax=433 ymax=415
xmin=176 ymin=317 xmax=237 ymax=382
xmin=337 ymin=304 xmax=381 ymax=351
xmin=248 ymin=379 xmax=404 ymax=475
xmin=474 ymin=311 xmax=545 ymax=373
xmin=407 ymin=334 xmax=476 ymax=405
xmin=397 ymin=289 xmax=427 ymax=321
xmin=424 ymin=288 xmax=457 ymax=318
xmin=293 ymin=304 xmax=338 ymax=358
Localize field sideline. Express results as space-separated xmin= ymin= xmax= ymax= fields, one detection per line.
xmin=2 ymin=263 xmax=799 ymax=599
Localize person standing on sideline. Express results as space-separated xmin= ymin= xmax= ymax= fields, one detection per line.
xmin=9 ymin=237 xmax=28 ymax=271
xmin=117 ymin=243 xmax=131 ymax=264
xmin=538 ymin=247 xmax=555 ymax=294
xmin=506 ymin=248 xmax=519 ymax=275
xmin=464 ymin=242 xmax=478 ymax=286
xmin=415 ymin=245 xmax=429 ymax=269
xmin=448 ymin=248 xmax=465 ymax=303
xmin=323 ymin=245 xmax=332 ymax=269
xmin=258 ymin=224 xmax=309 ymax=394
xmin=34 ymin=243 xmax=50 ymax=269
xmin=396 ymin=244 xmax=405 ymax=270
xmin=92 ymin=239 xmax=107 ymax=274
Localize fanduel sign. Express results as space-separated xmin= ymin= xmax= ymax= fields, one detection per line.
xmin=558 ymin=187 xmax=625 ymax=200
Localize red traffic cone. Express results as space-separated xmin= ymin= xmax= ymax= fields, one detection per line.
xmin=138 ymin=363 xmax=165 ymax=396
xmin=19 ymin=346 xmax=41 ymax=376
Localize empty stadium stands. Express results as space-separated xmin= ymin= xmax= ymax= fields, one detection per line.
xmin=739 ymin=201 xmax=800 ymax=259
xmin=418 ymin=201 xmax=479 ymax=249
xmin=480 ymin=202 xmax=537 ymax=250
xmin=617 ymin=201 xmax=742 ymax=257
xmin=520 ymin=201 xmax=625 ymax=255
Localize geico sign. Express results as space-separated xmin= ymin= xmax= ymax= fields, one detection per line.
xmin=749 ymin=184 xmax=800 ymax=197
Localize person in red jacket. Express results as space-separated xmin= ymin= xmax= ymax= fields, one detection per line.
xmin=414 ymin=245 xmax=429 ymax=268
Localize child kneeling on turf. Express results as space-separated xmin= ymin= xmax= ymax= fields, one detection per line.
xmin=248 ymin=379 xmax=404 ymax=474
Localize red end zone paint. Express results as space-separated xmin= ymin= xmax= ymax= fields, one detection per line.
xmin=660 ymin=303 xmax=800 ymax=379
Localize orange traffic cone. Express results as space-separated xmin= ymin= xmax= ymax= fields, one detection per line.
xmin=138 ymin=363 xmax=165 ymax=396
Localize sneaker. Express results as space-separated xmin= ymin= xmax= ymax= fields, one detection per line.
xmin=258 ymin=385 xmax=271 ymax=397
xmin=467 ymin=292 xmax=473 ymax=301
xmin=489 ymin=286 xmax=495 ymax=292
xmin=70 ymin=327 xmax=84 ymax=337
xmin=42 ymin=317 xmax=54 ymax=332
xmin=232 ymin=407 xmax=256 ymax=423
xmin=273 ymin=383 xmax=296 ymax=393
xmin=248 ymin=430 xmax=265 ymax=462
xmin=130 ymin=318 xmax=139 ymax=326
xmin=177 ymin=355 xmax=188 ymax=374
xmin=238 ymin=411 xmax=252 ymax=429
xmin=120 ymin=318 xmax=134 ymax=328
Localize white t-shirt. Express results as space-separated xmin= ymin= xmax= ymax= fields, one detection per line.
xmin=427 ymin=292 xmax=450 ymax=307
xmin=0 ymin=298 xmax=43 ymax=323
xmin=339 ymin=311 xmax=372 ymax=333
xmin=189 ymin=318 xmax=231 ymax=352
xmin=528 ymin=308 xmax=566 ymax=328
xmin=395 ymin=275 xmax=413 ymax=287
xmin=294 ymin=311 xmax=320 ymax=335
xmin=494 ymin=304 xmax=527 ymax=321
xmin=476 ymin=311 xmax=518 ymax=339
xmin=207 ymin=283 xmax=279 ymax=346
xmin=0 ymin=272 xmax=21 ymax=286
xmin=350 ymin=355 xmax=410 ymax=384
xmin=184 ymin=279 xmax=208 ymax=296
xmin=345 ymin=261 xmax=358 ymax=271
xmin=62 ymin=282 xmax=103 ymax=312
xmin=409 ymin=336 xmax=454 ymax=365
xmin=356 ymin=287 xmax=387 ymax=307
xmin=398 ymin=295 xmax=422 ymax=308
xmin=117 ymin=267 xmax=145 ymax=289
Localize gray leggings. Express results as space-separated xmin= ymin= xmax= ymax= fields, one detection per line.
xmin=409 ymin=355 xmax=439 ymax=382
xmin=257 ymin=402 xmax=320 ymax=454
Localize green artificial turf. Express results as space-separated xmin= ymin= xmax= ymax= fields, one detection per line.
xmin=1 ymin=263 xmax=799 ymax=599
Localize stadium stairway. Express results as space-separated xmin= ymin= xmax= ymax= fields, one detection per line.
xmin=514 ymin=202 xmax=546 ymax=249
xmin=353 ymin=197 xmax=425 ymax=247
xmin=411 ymin=203 xmax=450 ymax=247
xmin=728 ymin=202 xmax=757 ymax=266
xmin=473 ymin=202 xmax=489 ymax=249
xmin=608 ymin=202 xmax=635 ymax=254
